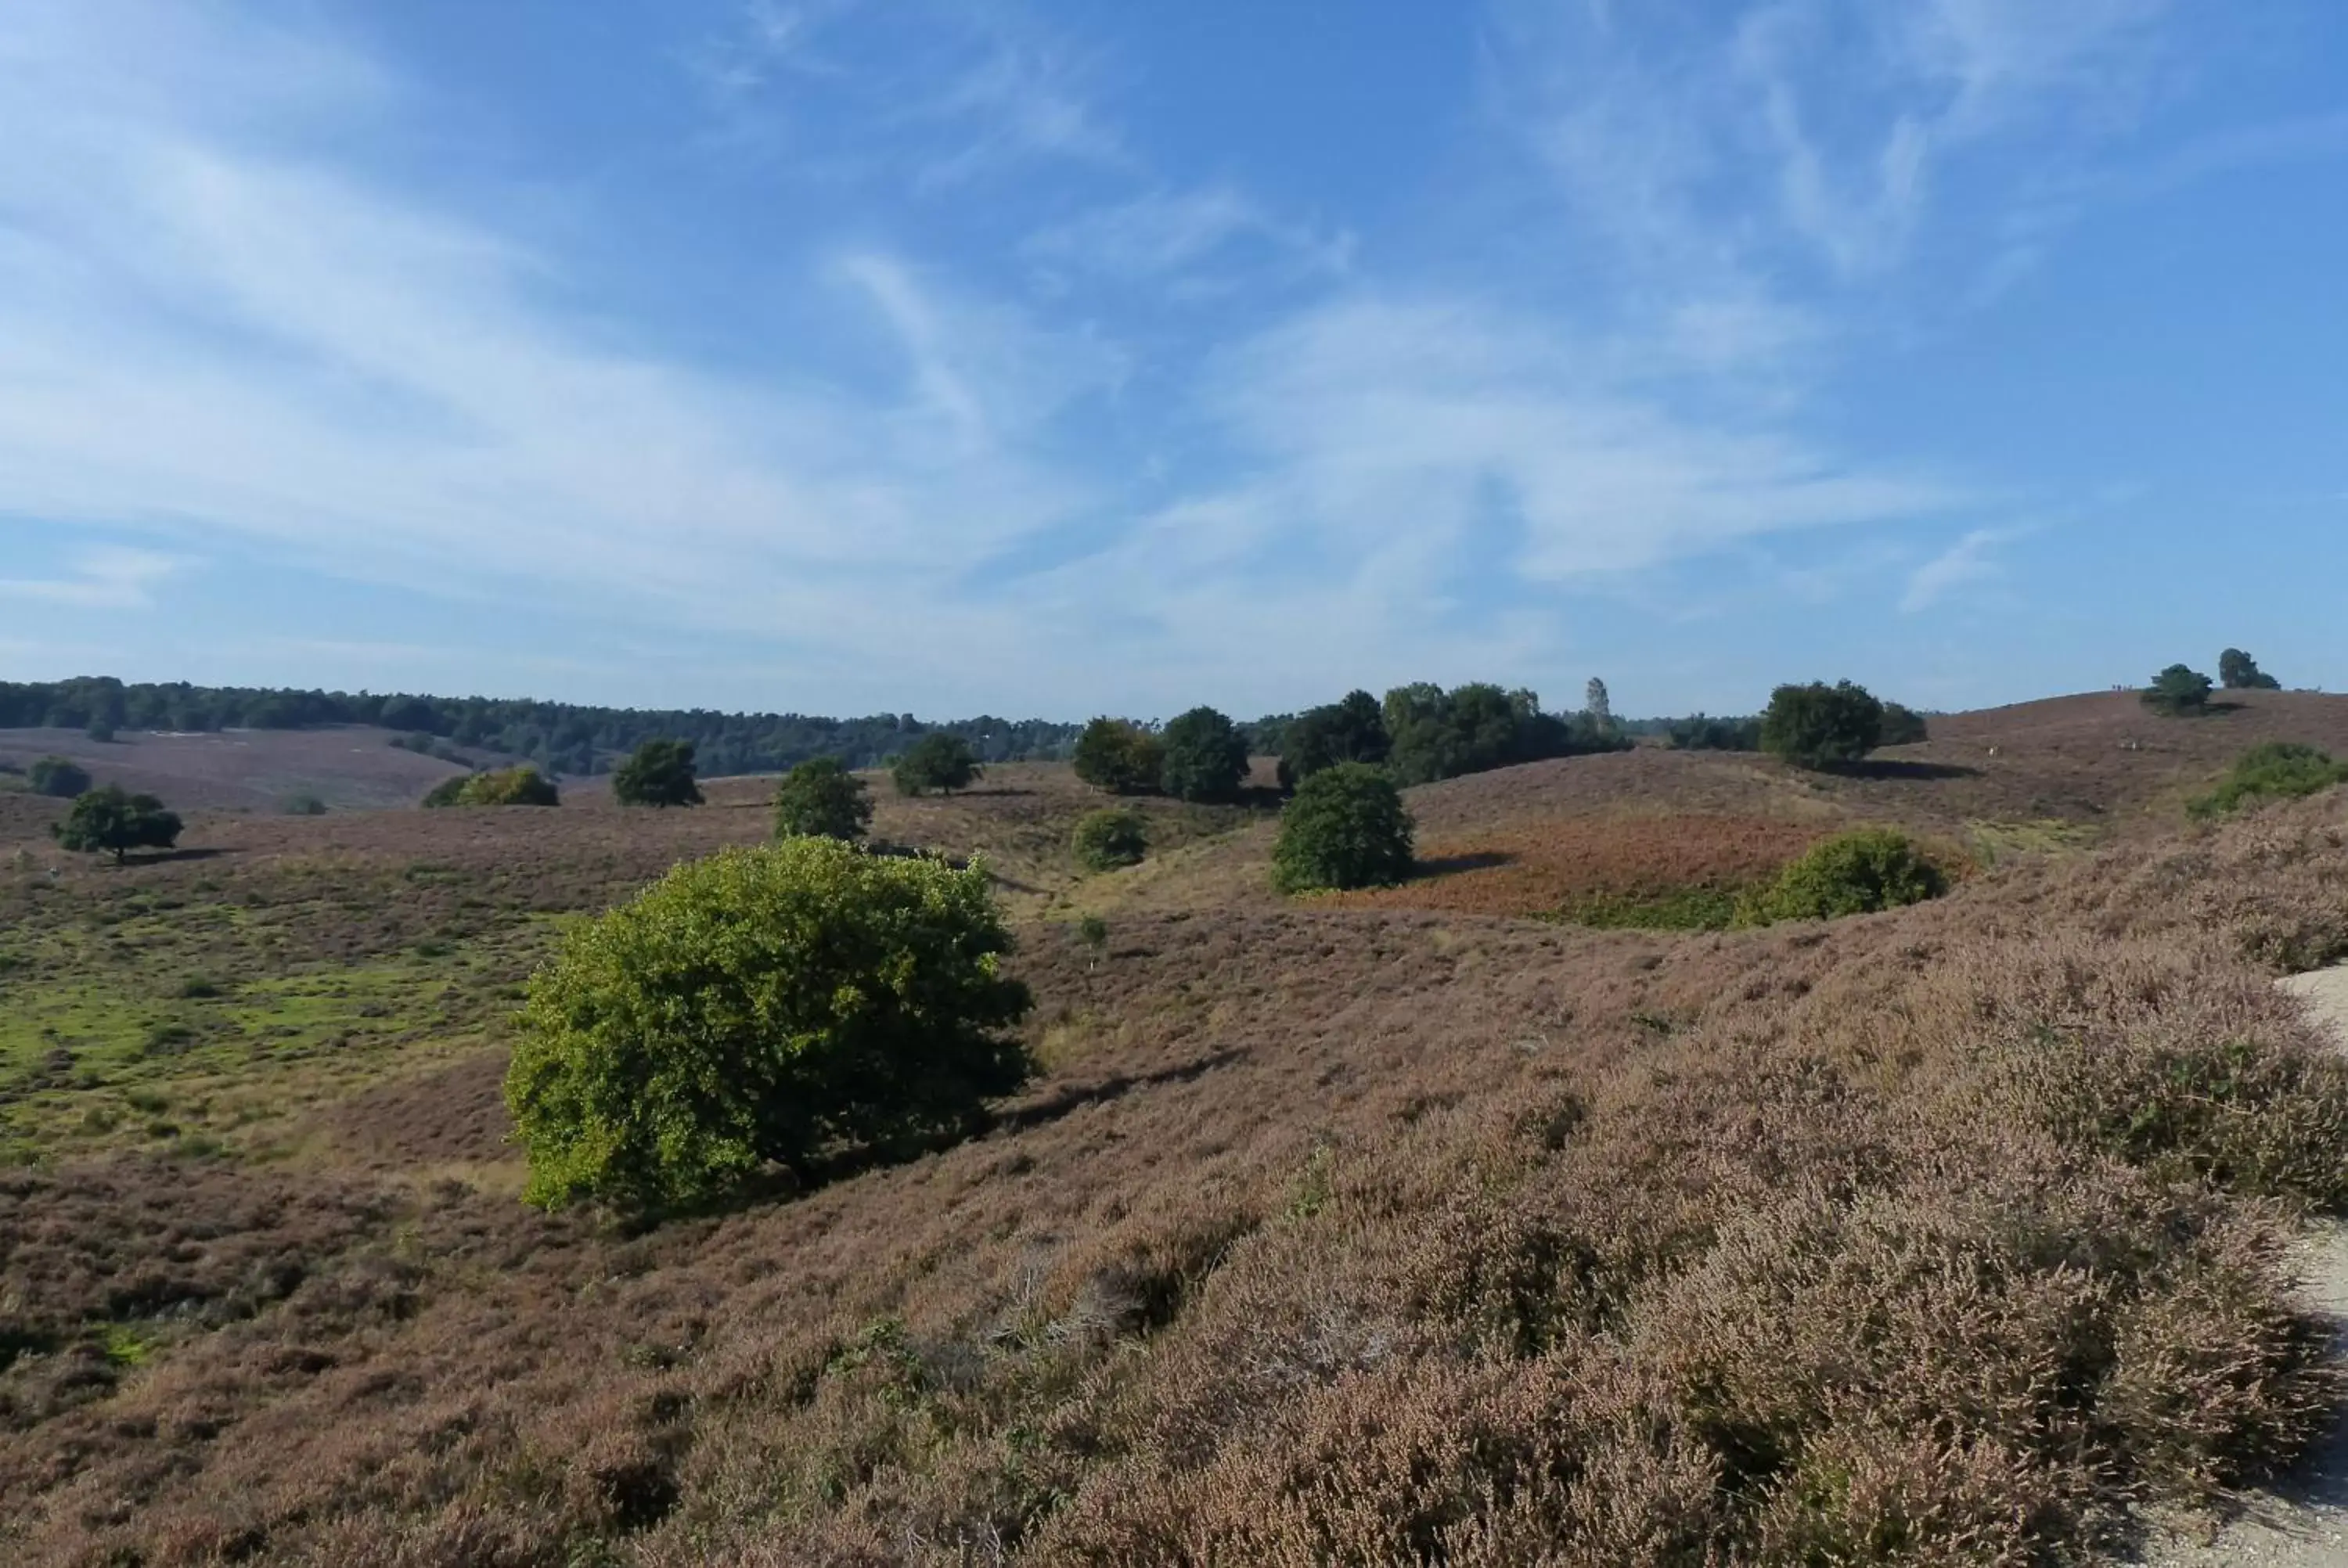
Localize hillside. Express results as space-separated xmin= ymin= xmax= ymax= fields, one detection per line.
xmin=3 ymin=694 xmax=2347 ymax=1563
xmin=0 ymin=726 xmax=495 ymax=815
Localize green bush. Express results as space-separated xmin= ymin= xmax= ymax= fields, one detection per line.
xmin=52 ymin=785 xmax=182 ymax=864
xmin=1759 ymin=681 xmax=1884 ymax=769
xmin=1072 ymin=807 xmax=1148 ymax=871
xmin=423 ymin=766 xmax=559 ymax=807
xmin=1277 ymin=690 xmax=1390 ymax=786
xmin=27 ymin=756 xmax=92 ymax=798
xmin=2142 ymin=664 xmax=2214 ymax=717
xmin=612 ymin=739 xmax=704 ymax=807
xmin=2220 ymin=648 xmax=2281 ymax=691
xmin=1158 ymin=707 xmax=1248 ymax=802
xmin=1737 ymin=829 xmax=1946 ymax=925
xmin=2189 ymin=743 xmax=2348 ymax=820
xmin=772 ymin=757 xmax=872 ymax=840
xmin=506 ymin=840 xmax=1032 ymax=1212
xmin=1878 ymin=703 xmax=1929 ymax=746
xmin=280 ymin=792 xmax=329 ymax=816
xmin=1272 ymin=763 xmax=1414 ymax=893
xmin=892 ymin=732 xmax=982 ymax=797
xmin=1072 ymin=717 xmax=1164 ymax=795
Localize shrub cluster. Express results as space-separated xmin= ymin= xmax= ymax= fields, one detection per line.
xmin=2189 ymin=743 xmax=2348 ymax=821
xmin=422 ymin=766 xmax=560 ymax=808
xmin=51 ymin=785 xmax=182 ymax=864
xmin=1072 ymin=807 xmax=1148 ymax=872
xmin=611 ymin=739 xmax=704 ymax=807
xmin=891 ymin=732 xmax=982 ymax=797
xmin=506 ymin=840 xmax=1032 ymax=1212
xmin=1759 ymin=680 xmax=1884 ymax=769
xmin=1272 ymin=764 xmax=1414 ymax=893
xmin=772 ymin=757 xmax=872 ymax=840
xmin=26 ymin=756 xmax=91 ymax=799
xmin=1071 ymin=717 xmax=1165 ymax=795
xmin=1737 ymin=828 xmax=1949 ymax=924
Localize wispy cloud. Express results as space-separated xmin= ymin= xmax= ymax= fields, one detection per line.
xmin=1901 ymin=526 xmax=2014 ymax=612
xmin=0 ymin=545 xmax=182 ymax=609
xmin=1024 ymin=186 xmax=1353 ymax=290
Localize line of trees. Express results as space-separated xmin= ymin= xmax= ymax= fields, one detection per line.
xmin=0 ymin=677 xmax=1082 ymax=781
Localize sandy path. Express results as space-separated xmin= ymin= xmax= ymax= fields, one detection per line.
xmin=2142 ymin=968 xmax=2348 ymax=1566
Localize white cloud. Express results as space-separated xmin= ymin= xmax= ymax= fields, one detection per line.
xmin=0 ymin=546 xmax=182 ymax=609
xmin=1025 ymin=186 xmax=1353 ymax=287
xmin=1901 ymin=527 xmax=2010 ymax=612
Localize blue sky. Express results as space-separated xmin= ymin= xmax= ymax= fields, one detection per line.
xmin=1 ymin=0 xmax=2343 ymax=720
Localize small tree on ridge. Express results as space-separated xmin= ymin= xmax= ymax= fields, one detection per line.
xmin=893 ymin=732 xmax=982 ymax=797
xmin=773 ymin=757 xmax=873 ymax=841
xmin=613 ymin=739 xmax=704 ymax=807
xmin=53 ymin=785 xmax=182 ymax=865
xmin=1759 ymin=681 xmax=1885 ymax=770
xmin=1158 ymin=706 xmax=1248 ymax=802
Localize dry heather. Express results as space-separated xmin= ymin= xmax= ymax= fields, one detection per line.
xmin=2 ymin=725 xmax=2348 ymax=1564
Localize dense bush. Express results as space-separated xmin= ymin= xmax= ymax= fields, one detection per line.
xmin=279 ymin=793 xmax=328 ymax=816
xmin=891 ymin=732 xmax=982 ymax=797
xmin=772 ymin=757 xmax=872 ymax=841
xmin=2220 ymin=648 xmax=2281 ymax=690
xmin=1158 ymin=707 xmax=1248 ymax=802
xmin=422 ymin=767 xmax=559 ymax=807
xmin=1273 ymin=763 xmax=1414 ymax=893
xmin=506 ymin=840 xmax=1032 ymax=1212
xmin=1277 ymin=690 xmax=1392 ymax=785
xmin=1071 ymin=717 xmax=1164 ymax=795
xmin=51 ymin=785 xmax=182 ymax=864
xmin=26 ymin=757 xmax=91 ymax=798
xmin=1665 ymin=714 xmax=1763 ymax=752
xmin=1737 ymin=828 xmax=1947 ymax=924
xmin=2143 ymin=664 xmax=2215 ymax=717
xmin=1381 ymin=683 xmax=1627 ymax=786
xmin=2189 ymin=743 xmax=2348 ymax=820
xmin=1759 ymin=680 xmax=1884 ymax=769
xmin=1878 ymin=702 xmax=1929 ymax=746
xmin=1072 ymin=807 xmax=1148 ymax=871
xmin=611 ymin=739 xmax=704 ymax=807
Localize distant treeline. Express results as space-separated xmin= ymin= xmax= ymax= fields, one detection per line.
xmin=0 ymin=677 xmax=1082 ymax=780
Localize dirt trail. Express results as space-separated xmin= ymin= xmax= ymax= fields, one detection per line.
xmin=2144 ymin=968 xmax=2348 ymax=1566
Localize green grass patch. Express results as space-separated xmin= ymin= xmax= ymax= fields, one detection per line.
xmin=1552 ymin=886 xmax=1745 ymax=932
xmin=2188 ymin=743 xmax=2348 ymax=821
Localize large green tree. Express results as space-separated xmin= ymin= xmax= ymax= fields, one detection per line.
xmin=1759 ymin=681 xmax=1885 ymax=770
xmin=772 ymin=757 xmax=873 ymax=840
xmin=52 ymin=785 xmax=182 ymax=864
xmin=1277 ymin=690 xmax=1390 ymax=786
xmin=506 ymin=840 xmax=1032 ymax=1211
xmin=2142 ymin=665 xmax=2215 ymax=717
xmin=2219 ymin=649 xmax=2281 ymax=691
xmin=612 ymin=739 xmax=704 ymax=807
xmin=1272 ymin=763 xmax=1414 ymax=893
xmin=891 ymin=732 xmax=983 ymax=797
xmin=1071 ymin=717 xmax=1164 ymax=795
xmin=1158 ymin=706 xmax=1248 ymax=802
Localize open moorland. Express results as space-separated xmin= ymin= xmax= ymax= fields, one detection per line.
xmin=0 ymin=728 xmax=502 ymax=815
xmin=5 ymin=689 xmax=2348 ymax=1563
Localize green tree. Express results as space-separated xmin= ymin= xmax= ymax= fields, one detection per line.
xmin=892 ymin=732 xmax=982 ymax=797
xmin=612 ymin=739 xmax=704 ymax=807
xmin=1071 ymin=717 xmax=1165 ymax=795
xmin=773 ymin=757 xmax=873 ymax=840
xmin=1158 ymin=706 xmax=1248 ymax=802
xmin=1759 ymin=681 xmax=1885 ymax=769
xmin=52 ymin=785 xmax=182 ymax=865
xmin=85 ymin=717 xmax=117 ymax=743
xmin=1277 ymin=690 xmax=1391 ymax=787
xmin=2219 ymin=649 xmax=2281 ymax=691
xmin=1272 ymin=763 xmax=1414 ymax=893
xmin=1584 ymin=677 xmax=1612 ymax=730
xmin=422 ymin=767 xmax=559 ymax=807
xmin=27 ymin=756 xmax=92 ymax=798
xmin=1737 ymin=829 xmax=1946 ymax=925
xmin=1878 ymin=703 xmax=1930 ymax=746
xmin=2142 ymin=664 xmax=2215 ymax=717
xmin=506 ymin=840 xmax=1032 ymax=1212
xmin=1072 ymin=807 xmax=1148 ymax=871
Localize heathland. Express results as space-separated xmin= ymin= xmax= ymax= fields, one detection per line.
xmin=5 ymin=687 xmax=2348 ymax=1563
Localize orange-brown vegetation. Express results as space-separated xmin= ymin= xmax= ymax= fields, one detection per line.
xmin=3 ymin=697 xmax=2348 ymax=1563
xmin=1328 ymin=814 xmax=1831 ymax=917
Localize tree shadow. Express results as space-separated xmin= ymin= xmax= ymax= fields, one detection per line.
xmin=1410 ymin=851 xmax=1515 ymax=877
xmin=1837 ymin=760 xmax=1980 ymax=782
xmin=988 ymin=1047 xmax=1251 ymax=1135
xmin=124 ymin=847 xmax=232 ymax=865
